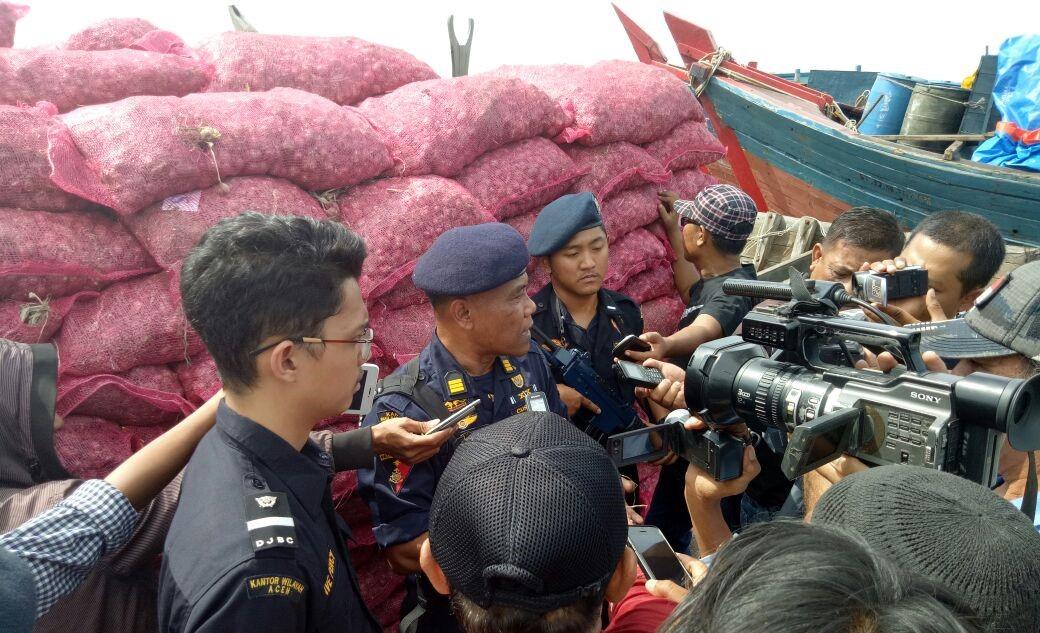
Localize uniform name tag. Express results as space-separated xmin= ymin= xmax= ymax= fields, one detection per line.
xmin=244 ymin=491 xmax=298 ymax=552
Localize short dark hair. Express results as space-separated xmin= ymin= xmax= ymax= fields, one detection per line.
xmin=909 ymin=211 xmax=1005 ymax=293
xmin=451 ymin=590 xmax=603 ymax=633
xmin=824 ymin=206 xmax=905 ymax=257
xmin=180 ymin=213 xmax=366 ymax=392
xmin=660 ymin=521 xmax=978 ymax=633
xmin=709 ymin=223 xmax=752 ymax=256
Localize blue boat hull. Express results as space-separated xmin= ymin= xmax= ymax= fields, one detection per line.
xmin=706 ymin=77 xmax=1040 ymax=246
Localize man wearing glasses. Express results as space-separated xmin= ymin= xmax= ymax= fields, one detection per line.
xmin=159 ymin=214 xmax=453 ymax=633
xmin=358 ymin=222 xmax=567 ymax=633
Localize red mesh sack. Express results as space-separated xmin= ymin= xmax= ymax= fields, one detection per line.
xmin=54 ymin=416 xmax=133 ymax=479
xmin=527 ymin=265 xmax=550 ymax=295
xmin=56 ymin=364 xmax=194 ymax=427
xmin=0 ymin=207 xmax=156 ymax=300
xmin=643 ymin=219 xmax=679 ymax=262
xmin=0 ymin=103 xmax=95 ymax=212
xmin=505 ymin=211 xmax=537 ymax=242
xmin=603 ymin=228 xmax=668 ymax=291
xmin=642 ymin=295 xmax=685 ymax=337
xmin=669 ymin=168 xmax=720 ymax=198
xmin=496 ymin=61 xmax=705 ymax=146
xmin=198 ymin=32 xmax=437 ymax=105
xmin=359 ymin=75 xmax=571 ymax=177
xmin=0 ymin=48 xmax=209 ymax=113
xmin=0 ymin=2 xmax=27 ymax=47
xmin=0 ymin=291 xmax=98 ymax=344
xmin=601 ymin=185 xmax=660 ymax=244
xmin=371 ymin=303 xmax=434 ymax=366
xmin=129 ymin=29 xmax=191 ymax=56
xmin=47 ymin=89 xmax=391 ymax=216
xmin=455 ymin=138 xmax=586 ymax=220
xmin=645 ymin=119 xmax=726 ymax=171
xmin=56 ymin=268 xmax=205 ymax=376
xmin=124 ymin=177 xmax=335 ymax=268
xmin=61 ymin=17 xmax=159 ymax=50
xmin=338 ymin=176 xmax=493 ymax=300
xmin=176 ymin=354 xmax=221 ymax=405
xmin=620 ymin=262 xmax=674 ymax=303
xmin=567 ymin=142 xmax=670 ymax=200
xmin=374 ymin=279 xmax=429 ymax=311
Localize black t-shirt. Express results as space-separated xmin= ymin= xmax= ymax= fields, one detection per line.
xmin=671 ymin=263 xmax=758 ymax=370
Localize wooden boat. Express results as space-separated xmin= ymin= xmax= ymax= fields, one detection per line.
xmin=613 ymin=6 xmax=1040 ymax=248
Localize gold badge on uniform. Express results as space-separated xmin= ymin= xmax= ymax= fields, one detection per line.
xmin=511 ymin=374 xmax=524 ymax=388
xmin=457 ymin=414 xmax=478 ymax=430
xmin=444 ymin=370 xmax=468 ymax=396
xmin=500 ymin=358 xmax=515 ymax=373
xmin=323 ymin=549 xmax=336 ymax=596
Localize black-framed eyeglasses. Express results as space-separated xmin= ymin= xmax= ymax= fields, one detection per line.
xmin=250 ymin=327 xmax=375 ymax=361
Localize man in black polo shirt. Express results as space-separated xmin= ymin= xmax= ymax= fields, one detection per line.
xmin=628 ymin=184 xmax=759 ymax=552
xmin=629 ymin=184 xmax=758 ymax=370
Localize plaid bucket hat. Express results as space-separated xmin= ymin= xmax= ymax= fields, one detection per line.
xmin=673 ymin=184 xmax=757 ymax=242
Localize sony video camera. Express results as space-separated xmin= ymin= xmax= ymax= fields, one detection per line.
xmin=681 ymin=272 xmax=1040 ymax=486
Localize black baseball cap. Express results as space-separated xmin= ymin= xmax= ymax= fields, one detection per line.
xmin=915 ymin=260 xmax=1040 ymax=361
xmin=428 ymin=412 xmax=628 ymax=613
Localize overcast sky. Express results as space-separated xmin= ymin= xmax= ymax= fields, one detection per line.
xmin=14 ymin=1 xmax=1040 ymax=82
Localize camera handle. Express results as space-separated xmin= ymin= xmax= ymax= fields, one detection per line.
xmin=796 ymin=315 xmax=929 ymax=374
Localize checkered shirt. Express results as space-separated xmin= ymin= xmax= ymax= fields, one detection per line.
xmin=674 ymin=184 xmax=758 ymax=241
xmin=0 ymin=479 xmax=138 ymax=618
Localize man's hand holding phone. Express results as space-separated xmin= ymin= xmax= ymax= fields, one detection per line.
xmin=371 ymin=417 xmax=455 ymax=465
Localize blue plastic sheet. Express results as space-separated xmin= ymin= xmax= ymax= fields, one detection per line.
xmin=972 ymin=35 xmax=1040 ymax=172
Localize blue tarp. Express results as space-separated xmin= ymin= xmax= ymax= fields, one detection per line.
xmin=972 ymin=35 xmax=1040 ymax=172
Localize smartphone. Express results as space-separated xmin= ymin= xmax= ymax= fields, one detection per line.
xmin=780 ymin=408 xmax=859 ymax=479
xmin=612 ymin=334 xmax=651 ymax=358
xmin=614 ymin=360 xmax=665 ymax=388
xmin=606 ymin=423 xmax=676 ymax=467
xmin=628 ymin=526 xmax=690 ymax=585
xmin=424 ymin=399 xmax=480 ymax=435
xmin=526 ymin=391 xmax=549 ymax=413
xmin=344 ymin=363 xmax=379 ymax=415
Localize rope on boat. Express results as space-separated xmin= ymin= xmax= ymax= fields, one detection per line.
xmin=689 ymin=48 xmax=856 ymax=129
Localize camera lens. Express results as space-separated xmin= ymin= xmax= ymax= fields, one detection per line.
xmin=956 ymin=373 xmax=1040 ymax=452
xmin=686 ymin=338 xmax=836 ymax=434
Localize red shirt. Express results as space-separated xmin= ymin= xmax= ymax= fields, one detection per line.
xmin=604 ymin=570 xmax=676 ymax=633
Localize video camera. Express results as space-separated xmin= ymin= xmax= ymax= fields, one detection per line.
xmin=607 ymin=409 xmax=747 ymax=480
xmin=682 ymin=271 xmax=1040 ymax=485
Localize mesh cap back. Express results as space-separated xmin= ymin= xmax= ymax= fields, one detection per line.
xmin=429 ymin=412 xmax=627 ymax=613
xmin=813 ymin=465 xmax=1040 ymax=632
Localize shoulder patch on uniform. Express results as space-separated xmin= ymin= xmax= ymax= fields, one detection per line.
xmin=246 ymin=575 xmax=306 ymax=601
xmin=244 ymin=491 xmax=298 ymax=553
xmin=444 ymin=370 xmax=468 ymax=396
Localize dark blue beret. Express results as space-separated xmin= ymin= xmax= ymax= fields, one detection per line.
xmin=413 ymin=223 xmax=530 ymax=296
xmin=527 ymin=192 xmax=604 ymax=257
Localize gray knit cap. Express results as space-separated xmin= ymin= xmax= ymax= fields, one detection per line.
xmin=813 ymin=465 xmax=1040 ymax=633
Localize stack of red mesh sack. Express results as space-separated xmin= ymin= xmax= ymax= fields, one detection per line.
xmin=0 ymin=15 xmax=729 ymax=628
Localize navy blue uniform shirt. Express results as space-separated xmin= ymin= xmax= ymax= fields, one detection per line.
xmin=357 ymin=334 xmax=566 ymax=548
xmin=531 ymin=285 xmax=644 ymax=430
xmin=158 ymin=402 xmax=379 ymax=633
